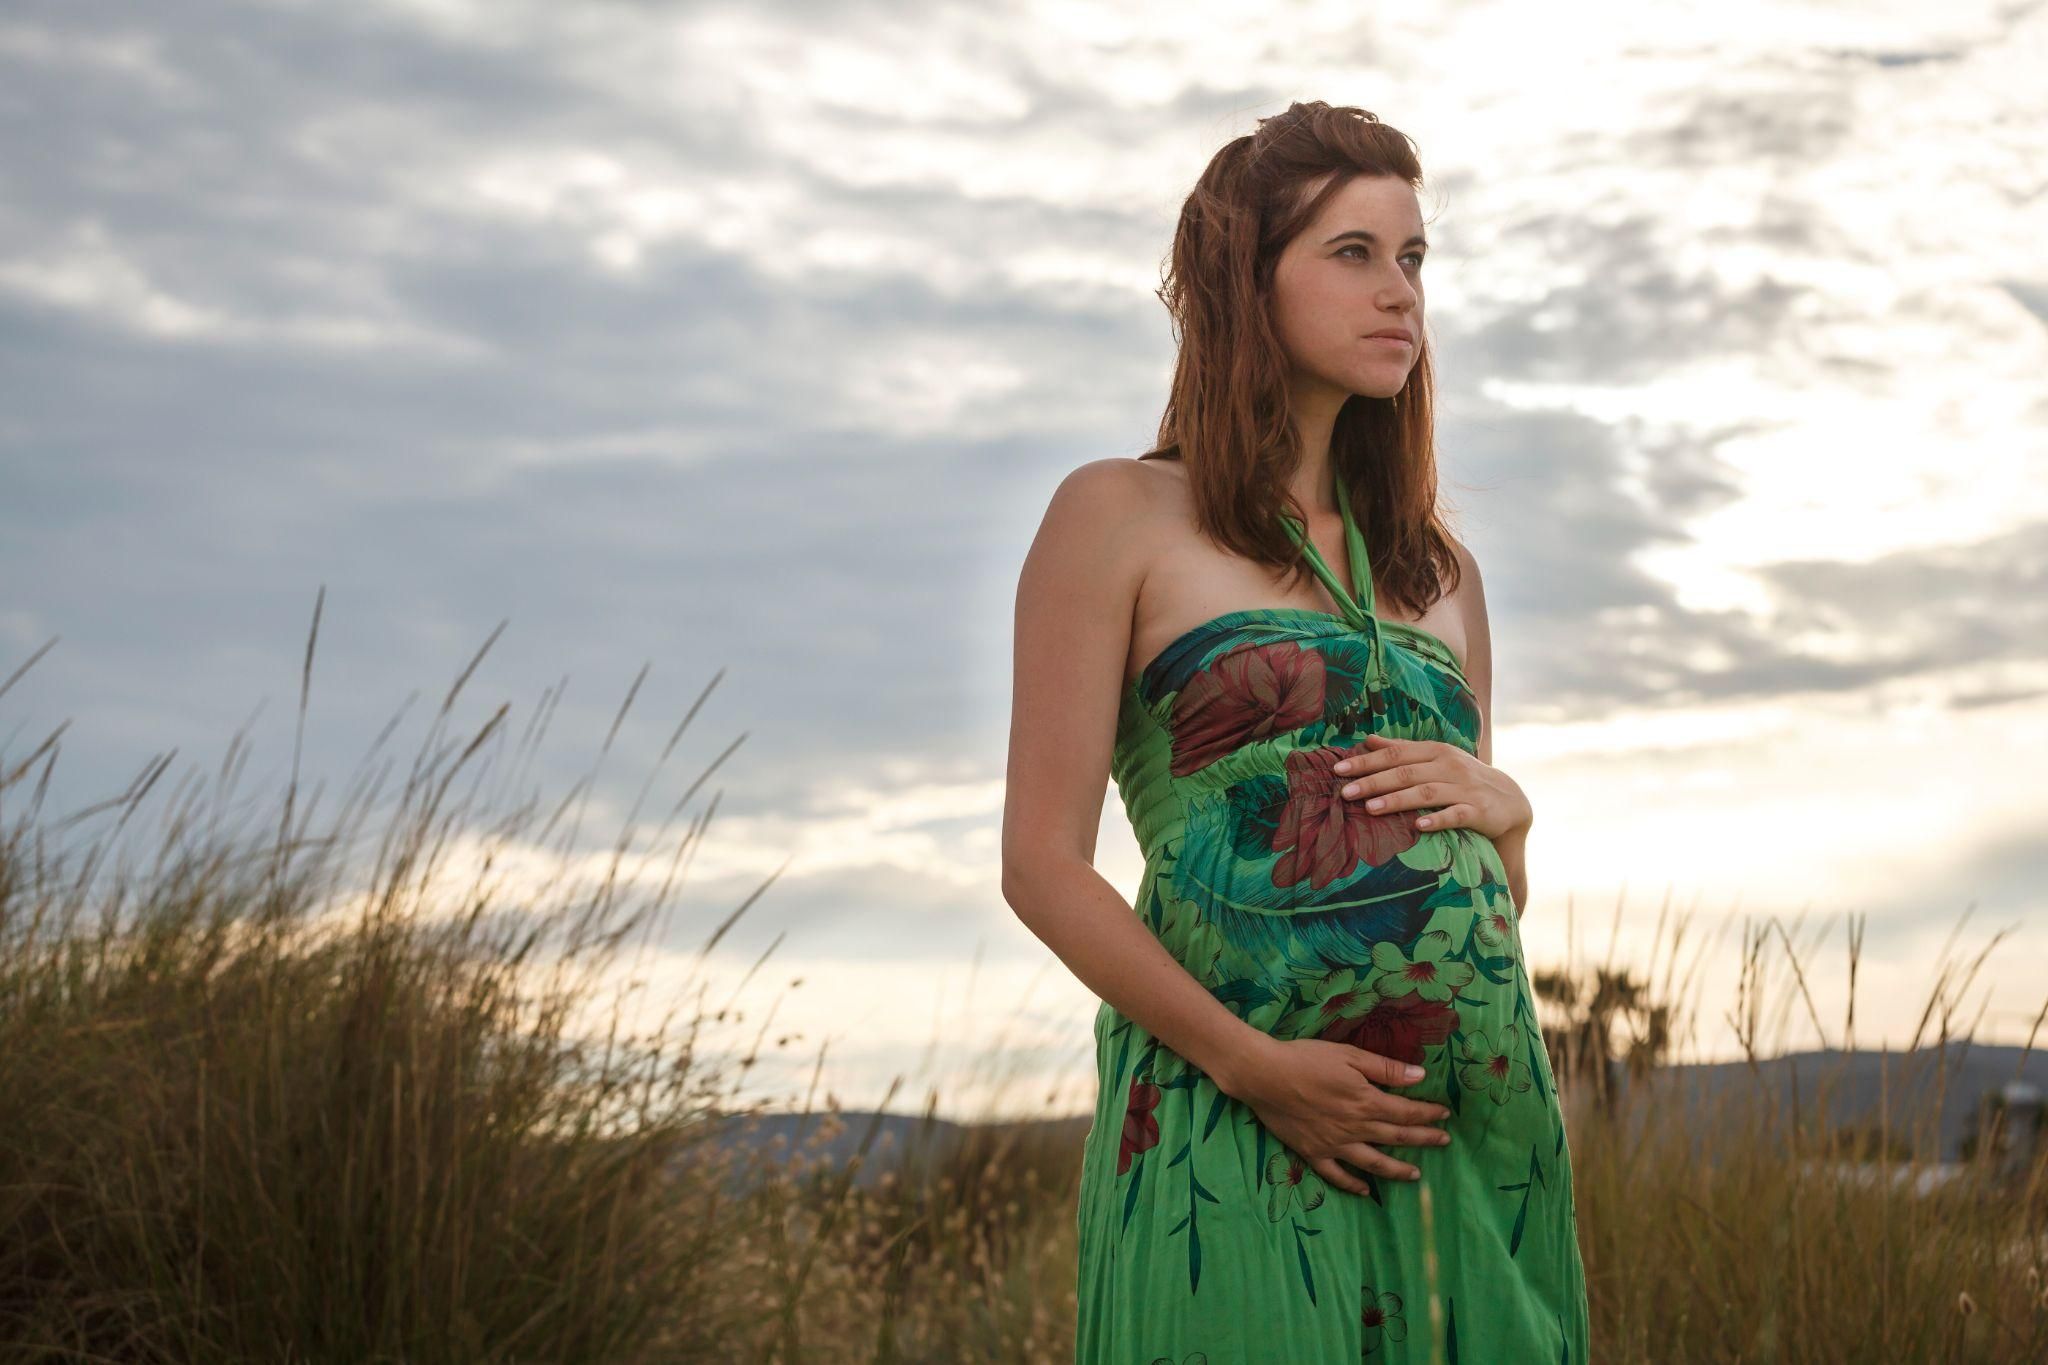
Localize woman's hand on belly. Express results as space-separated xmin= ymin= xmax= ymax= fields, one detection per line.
xmin=1328 ymin=734 xmax=1533 ymax=842
xmin=1222 ymin=1033 xmax=1453 ymax=1195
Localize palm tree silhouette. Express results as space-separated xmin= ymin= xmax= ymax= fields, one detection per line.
xmin=1530 ymin=965 xmax=1674 ymax=1113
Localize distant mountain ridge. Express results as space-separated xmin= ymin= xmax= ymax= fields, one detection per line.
xmin=1609 ymin=1040 xmax=2047 ymax=1163
xmin=679 ymin=1042 xmax=2048 ymax=1190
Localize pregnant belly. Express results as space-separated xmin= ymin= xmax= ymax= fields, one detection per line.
xmin=1148 ymin=822 xmax=1525 ymax=1054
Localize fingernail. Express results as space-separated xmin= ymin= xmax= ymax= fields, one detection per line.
xmin=1404 ymin=1064 xmax=1425 ymax=1078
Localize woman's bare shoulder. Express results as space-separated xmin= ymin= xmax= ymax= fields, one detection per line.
xmin=1032 ymin=456 xmax=1179 ymax=561
xmin=1046 ymin=455 xmax=1179 ymax=510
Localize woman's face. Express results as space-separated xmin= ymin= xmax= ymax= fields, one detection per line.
xmin=1269 ymin=172 xmax=1427 ymax=402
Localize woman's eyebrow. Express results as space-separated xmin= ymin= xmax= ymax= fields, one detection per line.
xmin=1324 ymin=229 xmax=1429 ymax=249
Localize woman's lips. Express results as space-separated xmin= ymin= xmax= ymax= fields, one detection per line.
xmin=1364 ymin=335 xmax=1412 ymax=348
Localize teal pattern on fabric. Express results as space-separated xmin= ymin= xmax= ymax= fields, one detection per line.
xmin=1074 ymin=465 xmax=1591 ymax=1362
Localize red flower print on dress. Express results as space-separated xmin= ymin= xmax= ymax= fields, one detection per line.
xmin=1321 ymin=991 xmax=1459 ymax=1067
xmin=1167 ymin=642 xmax=1328 ymax=776
xmin=1118 ymin=1079 xmax=1163 ymax=1175
xmin=1369 ymin=929 xmax=1476 ymax=1003
xmin=1360 ymin=1284 xmax=1407 ymax=1355
xmin=1457 ymin=1025 xmax=1534 ymax=1104
xmin=1263 ymin=1150 xmax=1328 ymax=1221
xmin=1270 ymin=741 xmax=1422 ymax=889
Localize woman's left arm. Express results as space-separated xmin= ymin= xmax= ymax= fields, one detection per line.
xmin=1460 ymin=541 xmax=1532 ymax=917
xmin=1330 ymin=538 xmax=1535 ymax=917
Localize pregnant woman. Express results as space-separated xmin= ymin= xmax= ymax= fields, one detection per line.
xmin=1002 ymin=102 xmax=1591 ymax=1362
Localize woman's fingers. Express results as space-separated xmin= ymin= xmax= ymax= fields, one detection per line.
xmin=1309 ymin=1127 xmax=1445 ymax=1196
xmin=1345 ymin=1046 xmax=1429 ymax=1089
xmin=1354 ymin=1119 xmax=1453 ymax=1150
xmin=1339 ymin=761 xmax=1439 ymax=804
xmin=1415 ymin=801 xmax=1474 ymax=831
xmin=1357 ymin=1083 xmax=1453 ymax=1127
xmin=1310 ymin=1154 xmax=1376 ymax=1196
xmin=1329 ymin=1142 xmax=1421 ymax=1183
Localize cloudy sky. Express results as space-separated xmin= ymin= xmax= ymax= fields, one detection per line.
xmin=5 ymin=0 xmax=2044 ymax=1118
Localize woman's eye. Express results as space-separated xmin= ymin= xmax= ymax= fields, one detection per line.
xmin=1337 ymin=245 xmax=1425 ymax=269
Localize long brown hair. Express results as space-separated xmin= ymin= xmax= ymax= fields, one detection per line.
xmin=1140 ymin=100 xmax=1460 ymax=619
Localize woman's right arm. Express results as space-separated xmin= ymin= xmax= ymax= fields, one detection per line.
xmin=999 ymin=460 xmax=1273 ymax=1094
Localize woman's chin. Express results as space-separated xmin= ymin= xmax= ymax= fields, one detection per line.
xmin=1346 ymin=368 xmax=1412 ymax=399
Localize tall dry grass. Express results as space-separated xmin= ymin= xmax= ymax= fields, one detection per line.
xmin=3 ymin=607 xmax=2045 ymax=1362
xmin=1544 ymin=890 xmax=2048 ymax=1362
xmin=0 ymin=607 xmax=784 ymax=1362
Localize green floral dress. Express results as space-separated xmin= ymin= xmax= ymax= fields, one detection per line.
xmin=1074 ymin=465 xmax=1591 ymax=1363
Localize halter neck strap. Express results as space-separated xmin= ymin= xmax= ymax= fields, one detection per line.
xmin=1279 ymin=465 xmax=1390 ymax=697
xmin=1278 ymin=465 xmax=1377 ymax=624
